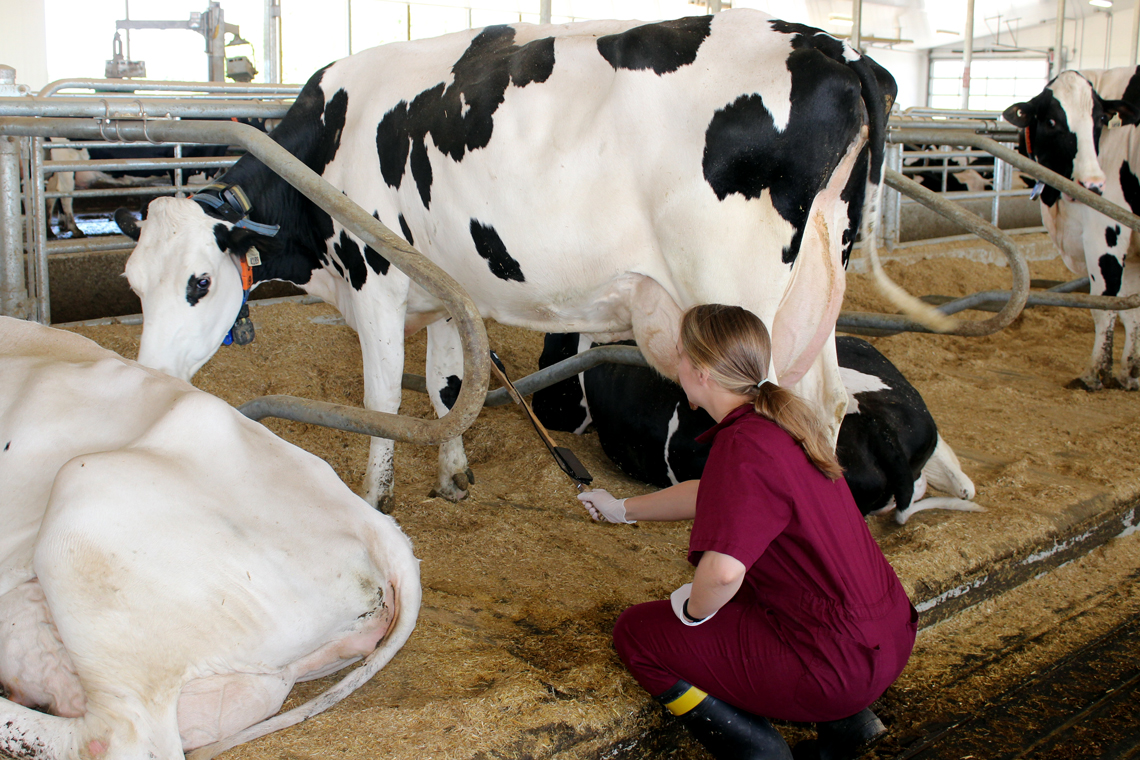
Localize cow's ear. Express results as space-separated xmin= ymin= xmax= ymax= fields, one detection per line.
xmin=1103 ymin=98 xmax=1140 ymax=127
xmin=114 ymin=208 xmax=142 ymax=241
xmin=213 ymin=223 xmax=262 ymax=255
xmin=1003 ymin=102 xmax=1033 ymax=128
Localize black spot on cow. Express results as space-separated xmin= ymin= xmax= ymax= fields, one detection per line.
xmin=1106 ymin=225 xmax=1122 ymax=248
xmin=376 ymin=26 xmax=556 ymax=209
xmin=596 ymin=16 xmax=711 ymax=75
xmin=1099 ymin=254 xmax=1123 ymax=296
xmin=439 ymin=375 xmax=463 ymax=410
xmin=1121 ymin=161 xmax=1140 ymax=215
xmin=185 ymin=274 xmax=211 ymax=306
xmin=839 ymin=144 xmax=871 ymax=267
xmin=331 ymin=259 xmax=345 ymax=278
xmin=470 ymin=220 xmax=525 ymax=282
xmin=361 ymin=212 xmax=391 ymax=277
xmin=398 ymin=214 xmax=415 ymax=248
xmin=334 ymin=229 xmax=369 ymax=290
xmin=702 ymin=28 xmax=864 ymax=264
xmin=769 ymin=20 xmax=847 ymax=59
xmin=3 ymin=441 xmax=10 ymax=451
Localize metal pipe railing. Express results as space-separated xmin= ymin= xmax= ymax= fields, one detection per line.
xmin=38 ymin=78 xmax=301 ymax=98
xmin=889 ymin=128 xmax=1140 ymax=235
xmin=0 ymin=116 xmax=490 ymax=448
xmin=0 ymin=135 xmax=27 ymax=318
xmin=0 ymin=98 xmax=291 ymax=120
xmin=840 ymin=167 xmax=1031 ymax=336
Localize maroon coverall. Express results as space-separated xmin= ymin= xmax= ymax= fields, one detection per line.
xmin=613 ymin=404 xmax=918 ymax=722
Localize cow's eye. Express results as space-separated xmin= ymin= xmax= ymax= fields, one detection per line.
xmin=1047 ymin=118 xmax=1056 ymax=127
xmin=196 ymin=277 xmax=210 ymax=290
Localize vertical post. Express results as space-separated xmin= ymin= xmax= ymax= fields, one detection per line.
xmin=961 ymin=0 xmax=975 ymax=110
xmin=709 ymin=0 xmax=722 ymax=13
xmin=1131 ymin=0 xmax=1140 ymax=65
xmin=1054 ymin=0 xmax=1067 ymax=77
xmin=347 ymin=0 xmax=353 ymax=55
xmin=540 ymin=0 xmax=551 ymax=24
xmin=0 ymin=136 xmax=27 ymax=319
xmin=206 ymin=1 xmax=226 ymax=82
xmin=882 ymin=143 xmax=902 ymax=251
xmin=264 ymin=0 xmax=280 ymax=83
xmin=851 ymin=0 xmax=863 ymax=51
xmin=407 ymin=4 xmax=411 ymax=41
xmin=29 ymin=136 xmax=49 ymax=324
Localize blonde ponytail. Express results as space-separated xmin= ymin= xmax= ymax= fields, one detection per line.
xmin=680 ymin=305 xmax=843 ymax=480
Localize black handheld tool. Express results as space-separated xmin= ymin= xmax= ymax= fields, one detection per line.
xmin=489 ymin=350 xmax=594 ymax=491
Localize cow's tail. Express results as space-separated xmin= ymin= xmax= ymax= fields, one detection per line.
xmin=847 ymin=52 xmax=957 ymax=333
xmin=186 ymin=523 xmax=422 ymax=760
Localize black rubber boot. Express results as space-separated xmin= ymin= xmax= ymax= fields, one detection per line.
xmin=791 ymin=707 xmax=887 ymax=760
xmin=657 ymin=681 xmax=793 ymax=760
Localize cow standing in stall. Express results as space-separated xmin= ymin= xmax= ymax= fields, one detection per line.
xmin=1003 ymin=68 xmax=1140 ymax=390
xmin=114 ymin=11 xmax=947 ymax=511
xmin=0 ymin=316 xmax=421 ymax=760
xmin=534 ymin=333 xmax=978 ymax=524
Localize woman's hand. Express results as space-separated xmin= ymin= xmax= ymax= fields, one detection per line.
xmin=670 ymin=583 xmax=717 ymax=626
xmin=683 ymin=551 xmax=747 ymax=622
xmin=576 ymin=489 xmax=634 ymax=523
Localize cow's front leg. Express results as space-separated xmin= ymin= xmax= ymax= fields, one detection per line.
xmin=425 ymin=318 xmax=472 ymax=501
xmin=355 ymin=282 xmax=410 ymax=512
xmin=791 ymin=334 xmax=847 ymax=448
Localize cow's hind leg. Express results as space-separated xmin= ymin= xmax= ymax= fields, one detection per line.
xmin=1069 ymin=309 xmax=1115 ymax=390
xmin=425 ymin=318 xmax=472 ymax=501
xmin=1118 ymin=307 xmax=1140 ymax=390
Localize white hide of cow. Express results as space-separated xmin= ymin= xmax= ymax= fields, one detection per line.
xmin=0 ymin=316 xmax=421 ymax=760
xmin=120 ymin=11 xmax=947 ymax=511
xmin=1018 ymin=70 xmax=1140 ymax=389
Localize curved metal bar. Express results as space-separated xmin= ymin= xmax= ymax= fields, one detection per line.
xmin=0 ymin=116 xmax=489 ymax=446
xmin=889 ymin=128 xmax=1140 ymax=235
xmin=869 ymin=168 xmax=1030 ymax=336
xmin=399 ymin=344 xmax=650 ymax=407
xmin=38 ymin=78 xmax=302 ymax=98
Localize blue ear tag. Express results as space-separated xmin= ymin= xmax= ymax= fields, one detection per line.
xmin=1031 ymin=181 xmax=1046 ymax=200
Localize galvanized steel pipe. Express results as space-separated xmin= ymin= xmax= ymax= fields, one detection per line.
xmin=0 ymin=135 xmax=26 ymax=317
xmin=0 ymin=98 xmax=291 ymax=120
xmin=889 ymin=128 xmax=1140 ymax=235
xmin=0 ymin=116 xmax=490 ymax=447
xmin=38 ymin=78 xmax=300 ymax=98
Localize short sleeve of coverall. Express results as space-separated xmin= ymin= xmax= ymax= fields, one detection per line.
xmin=688 ymin=428 xmax=793 ymax=569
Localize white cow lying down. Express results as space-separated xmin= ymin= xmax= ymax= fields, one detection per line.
xmin=0 ymin=316 xmax=421 ymax=760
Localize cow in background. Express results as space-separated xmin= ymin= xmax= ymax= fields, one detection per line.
xmin=1003 ymin=68 xmax=1140 ymax=390
xmin=534 ymin=334 xmax=979 ymax=525
xmin=113 ymin=11 xmax=942 ymax=512
xmin=0 ymin=316 xmax=420 ymax=760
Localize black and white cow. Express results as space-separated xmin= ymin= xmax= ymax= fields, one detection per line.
xmin=534 ymin=334 xmax=978 ymax=524
xmin=115 ymin=11 xmax=909 ymax=510
xmin=1003 ymin=68 xmax=1140 ymax=390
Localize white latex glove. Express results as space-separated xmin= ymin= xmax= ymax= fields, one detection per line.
xmin=670 ymin=583 xmax=717 ymax=627
xmin=576 ymin=489 xmax=635 ymax=523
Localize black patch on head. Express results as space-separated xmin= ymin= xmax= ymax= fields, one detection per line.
xmin=703 ymin=30 xmax=864 ymax=263
xmin=596 ymin=16 xmax=712 ymax=75
xmin=398 ymin=214 xmax=415 ymax=248
xmin=1107 ymin=225 xmax=1121 ymax=248
xmin=1099 ymin=254 xmax=1123 ymax=296
xmin=186 ymin=274 xmax=211 ymax=306
xmin=1121 ymin=161 xmax=1140 ymax=214
xmin=470 ymin=220 xmax=525 ymax=282
xmin=214 ymin=223 xmax=230 ymax=253
xmin=362 ymin=212 xmax=392 ymax=276
xmin=439 ymin=375 xmax=463 ymax=410
xmin=334 ymin=229 xmax=369 ymax=290
xmin=376 ymin=27 xmax=556 ymax=209
xmin=1010 ymin=84 xmax=1100 ymax=208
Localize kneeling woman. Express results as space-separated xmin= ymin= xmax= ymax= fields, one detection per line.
xmin=578 ymin=304 xmax=917 ymax=760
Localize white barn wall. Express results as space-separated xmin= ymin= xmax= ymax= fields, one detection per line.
xmin=867 ymin=47 xmax=926 ymax=109
xmin=0 ymin=0 xmax=48 ymax=89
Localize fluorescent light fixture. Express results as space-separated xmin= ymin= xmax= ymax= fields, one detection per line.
xmin=936 ymin=29 xmax=960 ymax=35
xmin=829 ymin=14 xmax=854 ymax=25
xmin=1089 ymin=0 xmax=1113 ymax=7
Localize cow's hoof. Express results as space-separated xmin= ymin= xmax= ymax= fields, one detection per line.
xmin=375 ymin=493 xmax=396 ymax=514
xmin=1065 ymin=376 xmax=1103 ymax=392
xmin=1115 ymin=373 xmax=1140 ymax=391
xmin=465 ymin=467 xmax=475 ymax=486
xmin=452 ymin=471 xmax=470 ymax=491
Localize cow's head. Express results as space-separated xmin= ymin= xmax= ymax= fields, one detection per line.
xmin=118 ymin=197 xmax=261 ymax=381
xmin=1003 ymin=71 xmax=1139 ymax=201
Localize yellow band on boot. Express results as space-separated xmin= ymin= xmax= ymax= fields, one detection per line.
xmin=665 ymin=686 xmax=707 ymax=716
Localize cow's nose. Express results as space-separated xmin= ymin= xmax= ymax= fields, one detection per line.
xmin=1079 ymin=179 xmax=1105 ymax=195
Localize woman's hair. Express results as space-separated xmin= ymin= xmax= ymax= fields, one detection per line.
xmin=679 ymin=304 xmax=843 ymax=480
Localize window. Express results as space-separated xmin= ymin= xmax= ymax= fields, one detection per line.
xmin=928 ymin=57 xmax=1050 ymax=111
